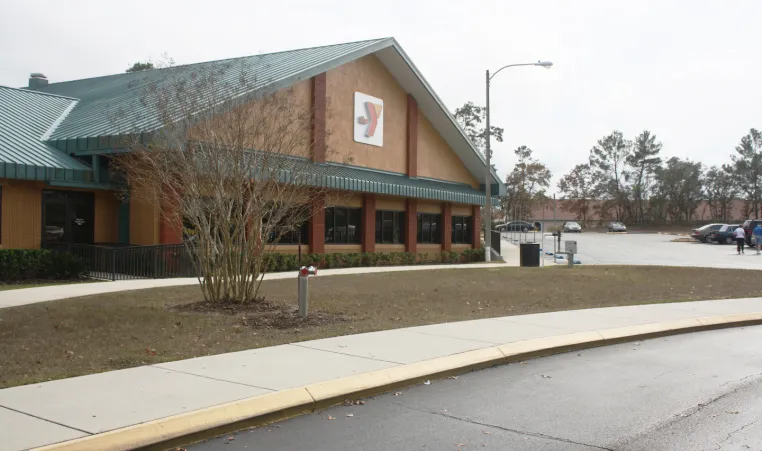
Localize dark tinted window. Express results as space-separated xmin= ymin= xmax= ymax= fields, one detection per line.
xmin=452 ymin=216 xmax=471 ymax=244
xmin=376 ymin=211 xmax=404 ymax=244
xmin=417 ymin=213 xmax=441 ymax=244
xmin=325 ymin=207 xmax=361 ymax=244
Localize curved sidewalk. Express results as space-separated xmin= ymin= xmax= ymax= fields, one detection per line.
xmin=2 ymin=296 xmax=761 ymax=451
xmin=0 ymin=261 xmax=513 ymax=310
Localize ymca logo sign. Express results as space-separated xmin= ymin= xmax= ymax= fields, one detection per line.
xmin=354 ymin=92 xmax=384 ymax=147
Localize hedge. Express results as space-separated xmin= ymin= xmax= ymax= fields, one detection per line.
xmin=262 ymin=248 xmax=485 ymax=273
xmin=0 ymin=249 xmax=86 ymax=282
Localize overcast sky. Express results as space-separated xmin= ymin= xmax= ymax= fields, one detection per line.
xmin=1 ymin=0 xmax=760 ymax=191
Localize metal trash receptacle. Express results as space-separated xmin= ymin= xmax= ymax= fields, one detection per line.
xmin=520 ymin=242 xmax=540 ymax=267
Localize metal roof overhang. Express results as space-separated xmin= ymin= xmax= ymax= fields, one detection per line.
xmin=0 ymin=161 xmax=91 ymax=182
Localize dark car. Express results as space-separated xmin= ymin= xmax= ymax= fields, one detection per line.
xmin=743 ymin=220 xmax=762 ymax=245
xmin=500 ymin=221 xmax=535 ymax=232
xmin=607 ymin=221 xmax=627 ymax=232
xmin=690 ymin=223 xmax=724 ymax=242
xmin=706 ymin=224 xmax=740 ymax=245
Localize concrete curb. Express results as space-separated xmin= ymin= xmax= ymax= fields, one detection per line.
xmin=32 ymin=312 xmax=762 ymax=451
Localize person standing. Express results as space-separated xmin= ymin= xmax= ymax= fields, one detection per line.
xmin=735 ymin=225 xmax=747 ymax=254
xmin=753 ymin=224 xmax=762 ymax=254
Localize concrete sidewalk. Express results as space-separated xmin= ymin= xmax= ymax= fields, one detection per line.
xmin=3 ymin=297 xmax=761 ymax=451
xmin=0 ymin=260 xmax=514 ymax=310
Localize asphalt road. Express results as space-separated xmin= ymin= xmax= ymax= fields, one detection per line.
xmin=188 ymin=326 xmax=762 ymax=451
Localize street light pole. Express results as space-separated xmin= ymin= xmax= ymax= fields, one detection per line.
xmin=484 ymin=69 xmax=492 ymax=262
xmin=483 ymin=60 xmax=553 ymax=263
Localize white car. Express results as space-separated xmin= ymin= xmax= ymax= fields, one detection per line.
xmin=563 ymin=221 xmax=582 ymax=233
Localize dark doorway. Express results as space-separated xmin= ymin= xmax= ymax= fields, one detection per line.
xmin=42 ymin=190 xmax=95 ymax=244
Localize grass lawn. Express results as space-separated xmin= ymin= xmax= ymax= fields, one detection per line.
xmin=2 ymin=265 xmax=761 ymax=388
xmin=0 ymin=279 xmax=101 ymax=291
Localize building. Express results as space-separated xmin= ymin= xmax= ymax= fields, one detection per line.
xmin=0 ymin=38 xmax=504 ymax=257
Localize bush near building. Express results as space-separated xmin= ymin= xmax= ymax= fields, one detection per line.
xmin=0 ymin=249 xmax=85 ymax=281
xmin=262 ymin=248 xmax=486 ymax=273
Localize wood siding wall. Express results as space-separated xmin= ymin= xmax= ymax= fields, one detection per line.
xmin=0 ymin=181 xmax=42 ymax=249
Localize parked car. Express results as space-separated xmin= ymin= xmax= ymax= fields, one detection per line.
xmin=607 ymin=221 xmax=627 ymax=232
xmin=563 ymin=221 xmax=582 ymax=233
xmin=705 ymin=224 xmax=740 ymax=244
xmin=742 ymin=219 xmax=762 ymax=245
xmin=690 ymin=223 xmax=724 ymax=242
xmin=499 ymin=221 xmax=535 ymax=232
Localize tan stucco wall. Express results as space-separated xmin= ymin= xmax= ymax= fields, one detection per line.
xmin=326 ymin=191 xmax=363 ymax=208
xmin=376 ymin=243 xmax=405 ymax=252
xmin=417 ymin=201 xmax=442 ymax=214
xmin=326 ymin=55 xmax=407 ymax=173
xmin=189 ymin=79 xmax=313 ymax=159
xmin=325 ymin=244 xmax=362 ymax=254
xmin=376 ymin=196 xmax=406 ymax=211
xmin=271 ymin=244 xmax=310 ymax=255
xmin=94 ymin=191 xmax=119 ymax=243
xmin=452 ymin=204 xmax=472 ymax=216
xmin=417 ymin=114 xmax=480 ymax=188
xmin=0 ymin=180 xmax=42 ymax=249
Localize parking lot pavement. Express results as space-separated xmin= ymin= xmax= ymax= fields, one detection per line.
xmin=506 ymin=231 xmax=762 ymax=269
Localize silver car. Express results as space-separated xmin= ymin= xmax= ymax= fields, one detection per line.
xmin=563 ymin=221 xmax=582 ymax=233
xmin=608 ymin=221 xmax=627 ymax=232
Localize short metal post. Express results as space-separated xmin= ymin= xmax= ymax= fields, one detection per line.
xmin=567 ymin=252 xmax=574 ymax=268
xmin=298 ymin=274 xmax=309 ymax=318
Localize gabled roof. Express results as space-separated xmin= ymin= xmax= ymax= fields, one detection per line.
xmin=0 ymin=86 xmax=91 ymax=181
xmin=32 ymin=38 xmax=503 ymax=192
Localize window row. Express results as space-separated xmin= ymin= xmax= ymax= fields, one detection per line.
xmin=266 ymin=208 xmax=472 ymax=245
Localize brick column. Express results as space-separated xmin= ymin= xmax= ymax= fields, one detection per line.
xmin=311 ymin=73 xmax=327 ymax=163
xmin=159 ymin=193 xmax=183 ymax=244
xmin=405 ymin=198 xmax=417 ymax=253
xmin=442 ymin=203 xmax=452 ymax=251
xmin=362 ymin=194 xmax=376 ymax=253
xmin=472 ymin=205 xmax=482 ymax=249
xmin=309 ymin=193 xmax=326 ymax=254
xmin=406 ymin=94 xmax=418 ymax=177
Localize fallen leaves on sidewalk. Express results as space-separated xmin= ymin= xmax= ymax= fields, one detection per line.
xmin=394 ymin=392 xmax=403 ymax=396
xmin=423 ymin=380 xmax=431 ymax=385
xmin=344 ymin=399 xmax=365 ymax=406
xmin=346 ymin=413 xmax=354 ymax=417
xmin=541 ymin=374 xmax=552 ymax=379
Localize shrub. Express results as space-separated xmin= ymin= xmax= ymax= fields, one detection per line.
xmin=0 ymin=249 xmax=85 ymax=281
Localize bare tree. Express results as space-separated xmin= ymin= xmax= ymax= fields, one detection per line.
xmin=113 ymin=61 xmax=332 ymax=303
xmin=557 ymin=163 xmax=600 ymax=225
xmin=589 ymin=130 xmax=631 ymax=221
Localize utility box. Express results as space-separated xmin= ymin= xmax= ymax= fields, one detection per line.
xmin=565 ymin=240 xmax=578 ymax=254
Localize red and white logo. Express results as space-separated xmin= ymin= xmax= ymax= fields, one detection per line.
xmin=354 ymin=92 xmax=384 ymax=147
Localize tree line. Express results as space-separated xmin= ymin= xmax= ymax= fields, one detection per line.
xmin=453 ymin=101 xmax=762 ymax=226
xmin=558 ymin=128 xmax=761 ymax=225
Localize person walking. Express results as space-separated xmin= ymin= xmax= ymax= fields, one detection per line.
xmin=735 ymin=225 xmax=747 ymax=254
xmin=753 ymin=224 xmax=762 ymax=255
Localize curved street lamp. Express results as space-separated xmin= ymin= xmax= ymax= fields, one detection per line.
xmin=484 ymin=61 xmax=553 ymax=262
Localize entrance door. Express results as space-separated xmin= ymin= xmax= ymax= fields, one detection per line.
xmin=42 ymin=190 xmax=95 ymax=244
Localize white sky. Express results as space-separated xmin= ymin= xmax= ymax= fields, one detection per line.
xmin=1 ymin=0 xmax=760 ymax=191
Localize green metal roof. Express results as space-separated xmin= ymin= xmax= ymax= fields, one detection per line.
xmin=307 ymin=163 xmax=491 ymax=205
xmin=36 ymin=39 xmax=390 ymax=143
xmin=0 ymin=86 xmax=91 ymax=181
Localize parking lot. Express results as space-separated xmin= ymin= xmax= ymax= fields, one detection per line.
xmin=503 ymin=231 xmax=762 ymax=270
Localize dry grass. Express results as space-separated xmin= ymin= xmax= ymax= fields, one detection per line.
xmin=2 ymin=265 xmax=761 ymax=388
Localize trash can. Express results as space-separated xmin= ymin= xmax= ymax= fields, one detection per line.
xmin=520 ymin=242 xmax=540 ymax=267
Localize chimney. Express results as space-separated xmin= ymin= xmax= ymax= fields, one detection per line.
xmin=28 ymin=73 xmax=48 ymax=90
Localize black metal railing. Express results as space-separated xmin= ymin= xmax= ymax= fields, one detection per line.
xmin=43 ymin=242 xmax=198 ymax=280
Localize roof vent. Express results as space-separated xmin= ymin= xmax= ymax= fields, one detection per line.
xmin=28 ymin=73 xmax=48 ymax=90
